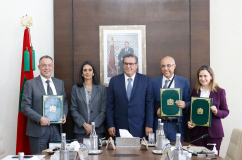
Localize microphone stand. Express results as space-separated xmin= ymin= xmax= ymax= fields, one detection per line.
xmin=164 ymin=120 xmax=182 ymax=145
xmin=183 ymin=134 xmax=209 ymax=146
xmin=164 ymin=120 xmax=182 ymax=134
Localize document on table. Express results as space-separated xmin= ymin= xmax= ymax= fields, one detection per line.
xmin=119 ymin=129 xmax=133 ymax=137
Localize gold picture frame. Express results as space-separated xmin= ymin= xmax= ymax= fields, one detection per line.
xmin=99 ymin=25 xmax=146 ymax=87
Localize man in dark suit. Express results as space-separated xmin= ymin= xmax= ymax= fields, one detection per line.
xmin=118 ymin=41 xmax=134 ymax=73
xmin=152 ymin=56 xmax=191 ymax=142
xmin=21 ymin=55 xmax=68 ymax=154
xmin=106 ymin=54 xmax=154 ymax=138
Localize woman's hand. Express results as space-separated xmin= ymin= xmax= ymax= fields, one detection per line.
xmin=83 ymin=123 xmax=92 ymax=135
xmin=188 ymin=121 xmax=195 ymax=129
xmin=210 ymin=105 xmax=217 ymax=114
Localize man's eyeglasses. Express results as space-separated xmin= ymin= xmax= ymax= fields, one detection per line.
xmin=41 ymin=64 xmax=53 ymax=68
xmin=124 ymin=63 xmax=136 ymax=66
xmin=160 ymin=64 xmax=175 ymax=68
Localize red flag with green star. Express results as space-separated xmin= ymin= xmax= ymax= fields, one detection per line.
xmin=16 ymin=28 xmax=35 ymax=154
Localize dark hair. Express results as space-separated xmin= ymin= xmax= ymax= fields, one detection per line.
xmin=77 ymin=61 xmax=99 ymax=88
xmin=39 ymin=55 xmax=53 ymax=63
xmin=124 ymin=41 xmax=129 ymax=44
xmin=123 ymin=53 xmax=138 ymax=64
xmin=195 ymin=65 xmax=220 ymax=93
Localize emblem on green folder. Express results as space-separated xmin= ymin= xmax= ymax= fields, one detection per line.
xmin=49 ymin=105 xmax=57 ymax=112
xmin=197 ymin=108 xmax=203 ymax=114
xmin=167 ymin=98 xmax=174 ymax=105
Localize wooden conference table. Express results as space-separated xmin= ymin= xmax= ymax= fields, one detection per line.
xmin=37 ymin=145 xmax=225 ymax=160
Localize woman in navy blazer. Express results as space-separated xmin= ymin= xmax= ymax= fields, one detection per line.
xmin=188 ymin=65 xmax=229 ymax=154
xmin=70 ymin=61 xmax=106 ymax=140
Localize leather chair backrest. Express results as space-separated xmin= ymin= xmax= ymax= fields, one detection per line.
xmin=225 ymin=128 xmax=242 ymax=160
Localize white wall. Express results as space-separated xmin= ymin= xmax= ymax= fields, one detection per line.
xmin=0 ymin=0 xmax=53 ymax=158
xmin=0 ymin=0 xmax=241 ymax=159
xmin=210 ymin=0 xmax=242 ymax=158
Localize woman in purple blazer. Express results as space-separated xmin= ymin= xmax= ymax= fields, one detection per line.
xmin=187 ymin=65 xmax=229 ymax=154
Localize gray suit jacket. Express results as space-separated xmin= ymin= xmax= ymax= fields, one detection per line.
xmin=70 ymin=84 xmax=106 ymax=134
xmin=21 ymin=76 xmax=68 ymax=137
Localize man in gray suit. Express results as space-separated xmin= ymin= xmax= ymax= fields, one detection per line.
xmin=21 ymin=55 xmax=68 ymax=154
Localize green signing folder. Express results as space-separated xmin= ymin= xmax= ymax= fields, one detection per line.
xmin=190 ymin=97 xmax=213 ymax=127
xmin=43 ymin=95 xmax=64 ymax=124
xmin=160 ymin=88 xmax=182 ymax=117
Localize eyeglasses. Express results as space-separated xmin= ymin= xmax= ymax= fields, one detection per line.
xmin=160 ymin=64 xmax=175 ymax=68
xmin=124 ymin=63 xmax=136 ymax=66
xmin=41 ymin=64 xmax=53 ymax=68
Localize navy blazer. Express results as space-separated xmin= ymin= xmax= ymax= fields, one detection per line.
xmin=152 ymin=75 xmax=191 ymax=134
xmin=106 ymin=73 xmax=154 ymax=138
xmin=190 ymin=88 xmax=229 ymax=138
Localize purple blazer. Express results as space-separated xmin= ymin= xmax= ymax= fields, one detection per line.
xmin=190 ymin=87 xmax=229 ymax=138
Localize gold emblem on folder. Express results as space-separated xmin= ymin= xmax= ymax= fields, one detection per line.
xmin=49 ymin=105 xmax=57 ymax=112
xmin=197 ymin=108 xmax=203 ymax=114
xmin=167 ymin=99 xmax=174 ymax=105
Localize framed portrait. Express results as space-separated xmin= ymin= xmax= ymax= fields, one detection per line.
xmin=99 ymin=25 xmax=146 ymax=87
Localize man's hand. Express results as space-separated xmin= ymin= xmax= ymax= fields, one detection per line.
xmin=187 ymin=121 xmax=195 ymax=129
xmin=145 ymin=127 xmax=153 ymax=136
xmin=62 ymin=114 xmax=66 ymax=124
xmin=210 ymin=105 xmax=217 ymax=114
xmin=83 ymin=123 xmax=92 ymax=135
xmin=108 ymin=127 xmax=116 ymax=136
xmin=175 ymin=100 xmax=186 ymax=109
xmin=157 ymin=108 xmax=166 ymax=120
xmin=40 ymin=117 xmax=50 ymax=126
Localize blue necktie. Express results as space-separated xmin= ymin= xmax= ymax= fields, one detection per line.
xmin=127 ymin=78 xmax=132 ymax=101
xmin=163 ymin=79 xmax=170 ymax=88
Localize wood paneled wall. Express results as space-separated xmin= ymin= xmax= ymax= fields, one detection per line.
xmin=54 ymin=0 xmax=209 ymax=139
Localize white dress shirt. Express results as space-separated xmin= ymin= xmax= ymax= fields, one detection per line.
xmin=124 ymin=73 xmax=136 ymax=91
xmin=200 ymin=87 xmax=210 ymax=98
xmin=40 ymin=75 xmax=57 ymax=95
xmin=162 ymin=74 xmax=175 ymax=88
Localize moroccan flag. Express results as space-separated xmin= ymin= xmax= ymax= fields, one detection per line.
xmin=108 ymin=37 xmax=116 ymax=77
xmin=16 ymin=28 xmax=34 ymax=154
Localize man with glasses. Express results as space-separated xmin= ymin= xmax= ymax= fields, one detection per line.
xmin=21 ymin=55 xmax=68 ymax=154
xmin=152 ymin=56 xmax=191 ymax=142
xmin=106 ymin=54 xmax=154 ymax=138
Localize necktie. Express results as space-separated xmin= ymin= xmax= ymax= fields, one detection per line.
xmin=163 ymin=79 xmax=170 ymax=88
xmin=46 ymin=80 xmax=53 ymax=95
xmin=127 ymin=78 xmax=132 ymax=101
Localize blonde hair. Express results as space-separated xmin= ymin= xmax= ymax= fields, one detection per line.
xmin=195 ymin=65 xmax=220 ymax=94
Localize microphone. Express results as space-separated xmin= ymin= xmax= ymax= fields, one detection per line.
xmin=183 ymin=134 xmax=209 ymax=146
xmin=164 ymin=120 xmax=182 ymax=134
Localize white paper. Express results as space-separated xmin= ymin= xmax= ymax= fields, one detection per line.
xmin=119 ymin=129 xmax=133 ymax=137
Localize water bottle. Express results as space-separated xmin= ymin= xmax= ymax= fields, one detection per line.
xmin=60 ymin=133 xmax=69 ymax=160
xmin=156 ymin=123 xmax=165 ymax=150
xmin=90 ymin=122 xmax=98 ymax=150
xmin=156 ymin=119 xmax=161 ymax=142
xmin=173 ymin=133 xmax=183 ymax=160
